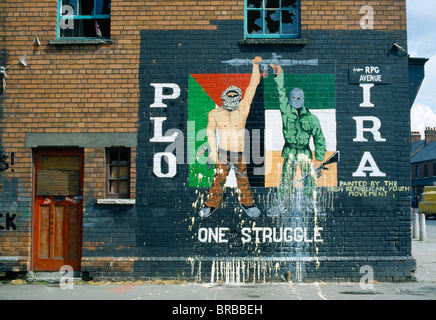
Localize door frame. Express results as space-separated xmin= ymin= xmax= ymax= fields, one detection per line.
xmin=32 ymin=148 xmax=84 ymax=271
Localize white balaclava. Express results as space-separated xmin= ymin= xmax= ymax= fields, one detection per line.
xmin=222 ymin=86 xmax=242 ymax=111
xmin=289 ymin=88 xmax=305 ymax=109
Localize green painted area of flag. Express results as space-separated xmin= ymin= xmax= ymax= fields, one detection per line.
xmin=187 ymin=75 xmax=216 ymax=188
xmin=263 ymin=73 xmax=336 ymax=110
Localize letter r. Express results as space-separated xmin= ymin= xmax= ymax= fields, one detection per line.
xmin=353 ymin=116 xmax=386 ymax=142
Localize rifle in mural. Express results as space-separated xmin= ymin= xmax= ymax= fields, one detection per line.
xmin=294 ymin=151 xmax=340 ymax=186
xmin=222 ymin=53 xmax=319 ymax=76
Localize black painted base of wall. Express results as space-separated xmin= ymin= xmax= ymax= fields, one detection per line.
xmin=82 ymin=257 xmax=416 ymax=283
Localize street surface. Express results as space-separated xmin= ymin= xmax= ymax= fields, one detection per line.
xmin=0 ymin=220 xmax=435 ymax=302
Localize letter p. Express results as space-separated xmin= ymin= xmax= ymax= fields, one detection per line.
xmin=150 ymin=83 xmax=181 ymax=108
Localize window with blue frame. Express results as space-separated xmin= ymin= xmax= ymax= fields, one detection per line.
xmin=245 ymin=0 xmax=300 ymax=39
xmin=58 ymin=0 xmax=111 ymax=39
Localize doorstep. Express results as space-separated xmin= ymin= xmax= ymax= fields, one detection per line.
xmin=25 ymin=271 xmax=83 ymax=284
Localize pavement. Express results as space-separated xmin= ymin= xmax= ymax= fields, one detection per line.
xmin=0 ymin=219 xmax=435 ymax=303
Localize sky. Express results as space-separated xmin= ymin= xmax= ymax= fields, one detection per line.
xmin=407 ymin=0 xmax=436 ymax=138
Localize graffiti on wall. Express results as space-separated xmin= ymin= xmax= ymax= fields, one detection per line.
xmin=0 ymin=213 xmax=17 ymax=230
xmin=0 ymin=177 xmax=22 ymax=232
xmin=148 ymin=58 xmax=402 ymax=189
xmin=147 ymin=54 xmax=409 ymax=250
xmin=187 ymin=55 xmax=337 ymax=220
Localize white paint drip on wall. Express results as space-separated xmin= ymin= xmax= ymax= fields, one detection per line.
xmin=207 ymin=260 xmax=288 ymax=284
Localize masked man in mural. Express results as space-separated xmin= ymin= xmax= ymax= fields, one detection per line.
xmin=270 ymin=64 xmax=326 ymax=210
xmin=199 ymin=57 xmax=263 ymax=218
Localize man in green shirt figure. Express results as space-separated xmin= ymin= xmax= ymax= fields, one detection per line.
xmin=269 ymin=64 xmax=326 ymax=213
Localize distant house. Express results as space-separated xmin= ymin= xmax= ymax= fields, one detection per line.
xmin=411 ymin=128 xmax=436 ymax=207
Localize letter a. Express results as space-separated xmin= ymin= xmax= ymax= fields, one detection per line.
xmin=60 ymin=5 xmax=75 ymax=30
xmin=359 ymin=5 xmax=374 ymax=30
xmin=353 ymin=152 xmax=386 ymax=177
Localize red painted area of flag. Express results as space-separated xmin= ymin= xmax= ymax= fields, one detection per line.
xmin=190 ymin=74 xmax=252 ymax=107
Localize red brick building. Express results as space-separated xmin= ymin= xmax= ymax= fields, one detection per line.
xmin=0 ymin=1 xmax=425 ymax=282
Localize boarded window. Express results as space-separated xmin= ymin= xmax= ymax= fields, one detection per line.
xmin=37 ymin=156 xmax=81 ymax=196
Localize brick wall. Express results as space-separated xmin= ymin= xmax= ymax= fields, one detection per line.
xmin=0 ymin=0 xmax=141 ymax=267
xmin=0 ymin=0 xmax=413 ymax=282
xmin=301 ymin=0 xmax=406 ymax=30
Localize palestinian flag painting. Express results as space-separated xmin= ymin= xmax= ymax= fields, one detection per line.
xmin=188 ymin=72 xmax=337 ymax=189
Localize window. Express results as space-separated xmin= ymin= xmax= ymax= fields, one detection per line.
xmin=58 ymin=0 xmax=111 ymax=39
xmin=245 ymin=0 xmax=300 ymax=39
xmin=425 ymin=163 xmax=429 ymax=177
xmin=106 ymin=148 xmax=130 ymax=199
xmin=415 ymin=165 xmax=420 ymax=179
xmin=38 ymin=155 xmax=81 ymax=196
xmin=433 ymin=162 xmax=436 ymax=177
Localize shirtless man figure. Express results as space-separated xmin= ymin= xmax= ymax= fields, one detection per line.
xmin=199 ymin=56 xmax=262 ymax=218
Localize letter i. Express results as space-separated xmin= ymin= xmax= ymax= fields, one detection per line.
xmin=360 ymin=83 xmax=374 ymax=107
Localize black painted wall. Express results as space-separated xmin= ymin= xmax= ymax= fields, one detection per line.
xmin=83 ymin=20 xmax=414 ymax=282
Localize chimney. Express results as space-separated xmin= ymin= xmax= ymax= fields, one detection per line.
xmin=411 ymin=131 xmax=422 ymax=144
xmin=425 ymin=127 xmax=436 ymax=145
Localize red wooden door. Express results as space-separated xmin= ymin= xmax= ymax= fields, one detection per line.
xmin=33 ymin=149 xmax=84 ymax=271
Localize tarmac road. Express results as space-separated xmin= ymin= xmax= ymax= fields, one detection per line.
xmin=0 ymin=219 xmax=435 ymax=302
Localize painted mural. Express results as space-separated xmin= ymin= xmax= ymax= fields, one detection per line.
xmin=188 ymin=56 xmax=337 ymax=221
xmin=142 ymin=35 xmax=413 ymax=282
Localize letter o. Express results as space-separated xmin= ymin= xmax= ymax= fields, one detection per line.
xmin=198 ymin=228 xmax=208 ymax=243
xmin=153 ymin=152 xmax=177 ymax=178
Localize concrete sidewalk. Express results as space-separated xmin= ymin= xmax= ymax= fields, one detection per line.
xmin=0 ymin=220 xmax=435 ymax=301
xmin=410 ymin=217 xmax=436 ymax=284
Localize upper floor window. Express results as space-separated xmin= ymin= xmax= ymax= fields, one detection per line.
xmin=58 ymin=0 xmax=111 ymax=39
xmin=245 ymin=0 xmax=300 ymax=39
